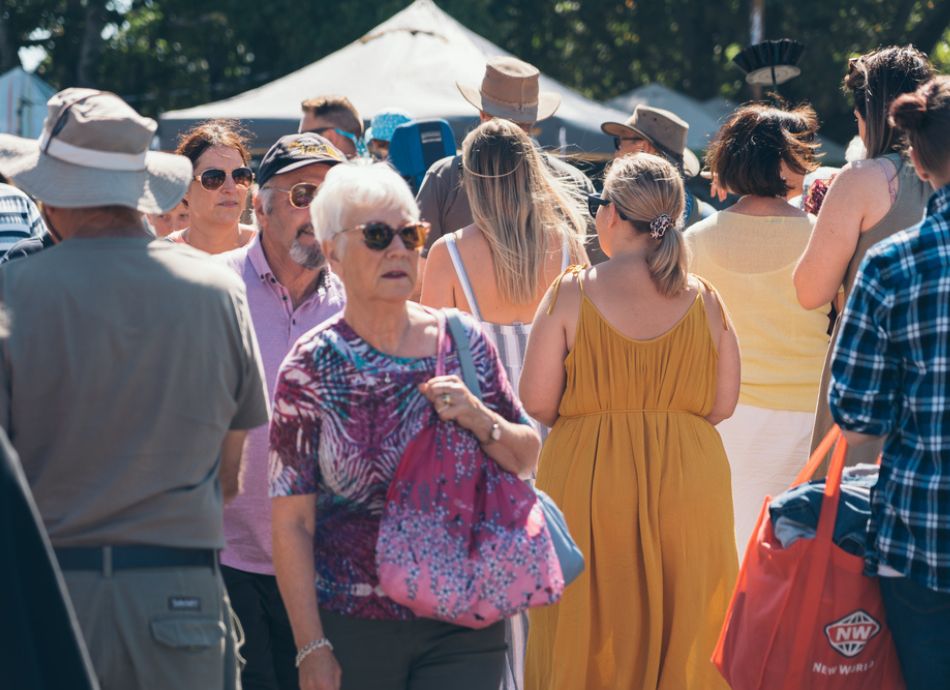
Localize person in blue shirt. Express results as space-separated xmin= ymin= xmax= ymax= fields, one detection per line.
xmin=829 ymin=75 xmax=950 ymax=690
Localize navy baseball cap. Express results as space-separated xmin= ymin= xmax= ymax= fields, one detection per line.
xmin=256 ymin=133 xmax=345 ymax=187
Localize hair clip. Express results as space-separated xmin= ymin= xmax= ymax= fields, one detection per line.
xmin=649 ymin=213 xmax=673 ymax=239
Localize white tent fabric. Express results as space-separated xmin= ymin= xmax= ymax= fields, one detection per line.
xmin=0 ymin=68 xmax=55 ymax=139
xmin=609 ymin=83 xmax=847 ymax=164
xmin=160 ymin=0 xmax=627 ymax=155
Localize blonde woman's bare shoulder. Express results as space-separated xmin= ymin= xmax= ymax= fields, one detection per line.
xmin=689 ymin=273 xmax=731 ymax=331
xmin=538 ymin=264 xmax=585 ymax=319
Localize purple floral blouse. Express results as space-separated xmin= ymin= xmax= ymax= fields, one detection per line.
xmin=268 ymin=312 xmax=529 ymax=620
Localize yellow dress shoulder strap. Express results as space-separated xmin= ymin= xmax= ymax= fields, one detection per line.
xmin=546 ymin=264 xmax=588 ymax=315
xmin=693 ymin=275 xmax=729 ymax=332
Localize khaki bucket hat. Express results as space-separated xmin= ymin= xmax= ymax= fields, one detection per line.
xmin=457 ymin=57 xmax=560 ymax=123
xmin=0 ymin=88 xmax=192 ymax=214
xmin=601 ymin=105 xmax=701 ymax=177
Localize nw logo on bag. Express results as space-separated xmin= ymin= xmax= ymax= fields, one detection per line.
xmin=824 ymin=610 xmax=881 ymax=657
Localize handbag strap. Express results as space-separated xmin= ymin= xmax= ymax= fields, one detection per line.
xmin=445 ymin=310 xmax=483 ymax=400
xmin=783 ymin=428 xmax=849 ymax=690
xmin=791 ymin=425 xmax=841 ymax=486
xmin=434 ymin=309 xmax=448 ymax=377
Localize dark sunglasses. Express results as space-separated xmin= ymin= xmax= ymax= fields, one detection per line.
xmin=613 ymin=135 xmax=646 ymax=151
xmin=194 ymin=167 xmax=254 ymax=191
xmin=587 ymin=193 xmax=629 ymax=221
xmin=347 ymin=221 xmax=430 ymax=251
xmin=263 ymin=182 xmax=319 ymax=209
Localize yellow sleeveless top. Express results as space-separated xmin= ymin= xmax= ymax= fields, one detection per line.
xmin=685 ymin=211 xmax=828 ymax=411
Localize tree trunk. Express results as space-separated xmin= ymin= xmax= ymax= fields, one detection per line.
xmin=0 ymin=10 xmax=19 ymax=73
xmin=77 ymin=0 xmax=108 ymax=87
xmin=909 ymin=0 xmax=950 ymax=55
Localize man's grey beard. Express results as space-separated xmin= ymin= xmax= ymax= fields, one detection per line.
xmin=290 ymin=237 xmax=326 ymax=269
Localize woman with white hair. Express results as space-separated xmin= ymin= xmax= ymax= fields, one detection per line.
xmin=268 ymin=162 xmax=541 ymax=690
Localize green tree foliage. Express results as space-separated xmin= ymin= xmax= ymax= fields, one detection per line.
xmin=4 ymin=0 xmax=949 ymax=147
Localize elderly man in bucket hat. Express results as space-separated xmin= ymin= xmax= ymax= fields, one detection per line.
xmin=416 ymin=56 xmax=596 ymax=267
xmin=601 ymin=105 xmax=713 ymax=228
xmin=0 ymin=88 xmax=270 ymax=690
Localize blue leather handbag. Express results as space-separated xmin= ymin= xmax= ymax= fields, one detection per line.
xmin=445 ymin=310 xmax=585 ymax=586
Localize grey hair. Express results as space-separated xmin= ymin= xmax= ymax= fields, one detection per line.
xmin=310 ymin=161 xmax=418 ymax=243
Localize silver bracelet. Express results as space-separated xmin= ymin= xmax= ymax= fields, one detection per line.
xmin=295 ymin=637 xmax=333 ymax=668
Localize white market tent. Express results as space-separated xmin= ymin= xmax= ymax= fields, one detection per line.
xmin=609 ymin=83 xmax=847 ymax=164
xmin=159 ymin=0 xmax=628 ymax=156
xmin=0 ymin=68 xmax=56 ymax=139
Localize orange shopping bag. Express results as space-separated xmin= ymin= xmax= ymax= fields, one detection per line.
xmin=712 ymin=426 xmax=904 ymax=690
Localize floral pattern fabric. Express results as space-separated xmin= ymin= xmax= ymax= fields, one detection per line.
xmin=268 ymin=312 xmax=529 ymax=620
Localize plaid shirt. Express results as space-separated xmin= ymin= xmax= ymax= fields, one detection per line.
xmin=830 ymin=184 xmax=950 ymax=592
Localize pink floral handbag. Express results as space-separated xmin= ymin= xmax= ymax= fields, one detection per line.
xmin=375 ymin=312 xmax=564 ymax=629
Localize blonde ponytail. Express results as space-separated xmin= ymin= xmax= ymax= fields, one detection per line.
xmin=604 ymin=153 xmax=689 ymax=296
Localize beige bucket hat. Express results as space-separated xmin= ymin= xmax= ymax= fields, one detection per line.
xmin=0 ymin=88 xmax=192 ymax=214
xmin=601 ymin=105 xmax=701 ymax=177
xmin=457 ymin=57 xmax=560 ymax=123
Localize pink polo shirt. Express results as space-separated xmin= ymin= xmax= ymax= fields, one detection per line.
xmin=218 ymin=235 xmax=345 ymax=574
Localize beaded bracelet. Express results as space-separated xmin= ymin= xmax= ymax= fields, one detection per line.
xmin=295 ymin=637 xmax=334 ymax=668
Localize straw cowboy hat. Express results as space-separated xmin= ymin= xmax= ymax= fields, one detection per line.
xmin=601 ymin=105 xmax=701 ymax=177
xmin=0 ymin=88 xmax=192 ymax=214
xmin=457 ymin=57 xmax=561 ymax=123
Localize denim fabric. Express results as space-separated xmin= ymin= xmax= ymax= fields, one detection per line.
xmin=769 ymin=465 xmax=877 ymax=555
xmin=880 ymin=577 xmax=950 ymax=690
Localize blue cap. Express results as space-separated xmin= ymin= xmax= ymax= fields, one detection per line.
xmin=366 ymin=109 xmax=412 ymax=143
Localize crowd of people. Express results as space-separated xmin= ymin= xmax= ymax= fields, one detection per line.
xmin=0 ymin=43 xmax=947 ymax=690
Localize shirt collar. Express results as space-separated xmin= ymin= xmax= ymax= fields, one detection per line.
xmin=246 ymin=233 xmax=272 ymax=281
xmin=927 ymin=184 xmax=950 ymax=217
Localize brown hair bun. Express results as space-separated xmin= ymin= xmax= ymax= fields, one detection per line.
xmin=889 ymin=90 xmax=928 ymax=132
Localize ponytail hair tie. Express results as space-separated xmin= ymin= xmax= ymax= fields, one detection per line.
xmin=649 ymin=213 xmax=674 ymax=239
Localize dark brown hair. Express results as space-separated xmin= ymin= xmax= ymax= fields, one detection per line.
xmin=300 ymin=95 xmax=363 ymax=136
xmin=844 ymin=45 xmax=934 ymax=159
xmin=175 ymin=119 xmax=251 ymax=167
xmin=705 ymin=103 xmax=820 ymax=198
xmin=889 ymin=76 xmax=950 ymax=178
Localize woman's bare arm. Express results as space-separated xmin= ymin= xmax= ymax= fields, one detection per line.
xmin=419 ymin=237 xmax=459 ymax=309
xmin=272 ymin=494 xmax=341 ymax=690
xmin=793 ymin=166 xmax=879 ymax=309
xmin=703 ymin=288 xmax=741 ymax=425
xmin=519 ymin=275 xmax=579 ymax=427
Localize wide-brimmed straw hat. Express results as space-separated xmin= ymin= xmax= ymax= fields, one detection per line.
xmin=0 ymin=88 xmax=192 ymax=214
xmin=457 ymin=57 xmax=560 ymax=123
xmin=601 ymin=105 xmax=701 ymax=177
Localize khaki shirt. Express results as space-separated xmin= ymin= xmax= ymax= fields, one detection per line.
xmin=0 ymin=238 xmax=270 ymax=548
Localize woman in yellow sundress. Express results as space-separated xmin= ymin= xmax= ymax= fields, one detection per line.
xmin=520 ymin=153 xmax=740 ymax=690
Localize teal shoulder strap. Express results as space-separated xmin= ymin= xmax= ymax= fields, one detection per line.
xmin=445 ymin=310 xmax=482 ymax=400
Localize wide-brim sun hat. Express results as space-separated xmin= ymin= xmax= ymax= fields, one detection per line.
xmin=0 ymin=88 xmax=192 ymax=214
xmin=457 ymin=56 xmax=560 ymax=123
xmin=602 ymin=104 xmax=701 ymax=177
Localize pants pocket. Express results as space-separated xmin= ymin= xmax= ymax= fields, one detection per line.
xmin=150 ymin=616 xmax=226 ymax=652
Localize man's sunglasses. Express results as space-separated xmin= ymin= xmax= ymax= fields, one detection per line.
xmin=345 ymin=221 xmax=430 ymax=251
xmin=613 ymin=136 xmax=645 ymax=151
xmin=264 ymin=182 xmax=319 ymax=209
xmin=587 ymin=193 xmax=629 ymax=221
xmin=194 ymin=167 xmax=254 ymax=191
xmin=314 ymin=127 xmax=367 ymax=157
